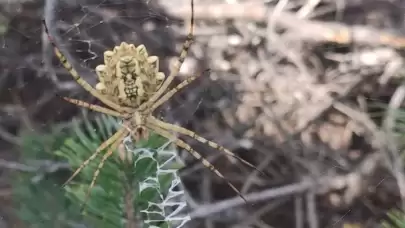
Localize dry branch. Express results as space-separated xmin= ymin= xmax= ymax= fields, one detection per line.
xmin=164 ymin=1 xmax=405 ymax=49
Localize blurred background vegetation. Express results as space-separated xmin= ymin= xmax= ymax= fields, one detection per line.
xmin=3 ymin=0 xmax=405 ymax=227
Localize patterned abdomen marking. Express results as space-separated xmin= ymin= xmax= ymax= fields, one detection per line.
xmin=95 ymin=42 xmax=165 ymax=108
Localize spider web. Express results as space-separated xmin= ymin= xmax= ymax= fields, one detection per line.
xmin=41 ymin=1 xmax=204 ymax=226
xmin=0 ymin=0 xmax=397 ymax=227
xmin=44 ymin=0 xmax=177 ymax=92
xmin=44 ymin=0 xmax=207 ymax=124
xmin=43 ymin=1 xmax=266 ymax=219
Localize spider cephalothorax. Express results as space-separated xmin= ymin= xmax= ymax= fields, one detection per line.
xmin=95 ymin=42 xmax=165 ymax=107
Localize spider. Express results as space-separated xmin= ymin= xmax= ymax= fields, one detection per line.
xmin=43 ymin=0 xmax=261 ymax=207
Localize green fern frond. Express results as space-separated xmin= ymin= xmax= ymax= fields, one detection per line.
xmin=14 ymin=113 xmax=190 ymax=228
xmin=382 ymin=210 xmax=405 ymax=228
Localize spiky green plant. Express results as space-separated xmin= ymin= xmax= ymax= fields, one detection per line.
xmin=382 ymin=210 xmax=405 ymax=228
xmin=14 ymin=113 xmax=190 ymax=228
xmin=379 ymin=103 xmax=405 ymax=228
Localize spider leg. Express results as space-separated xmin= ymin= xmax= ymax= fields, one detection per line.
xmin=81 ymin=132 xmax=126 ymax=212
xmin=148 ymin=116 xmax=267 ymax=178
xmin=138 ymin=0 xmax=194 ymax=111
xmin=148 ymin=123 xmax=247 ymax=203
xmin=63 ymin=128 xmax=127 ymax=187
xmin=42 ymin=20 xmax=130 ymax=113
xmin=60 ymin=96 xmax=123 ymax=117
xmin=150 ymin=69 xmax=210 ymax=112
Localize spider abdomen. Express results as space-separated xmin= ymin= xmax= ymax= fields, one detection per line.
xmin=95 ymin=42 xmax=165 ymax=107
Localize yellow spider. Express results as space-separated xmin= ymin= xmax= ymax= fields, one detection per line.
xmin=43 ymin=0 xmax=259 ymax=207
